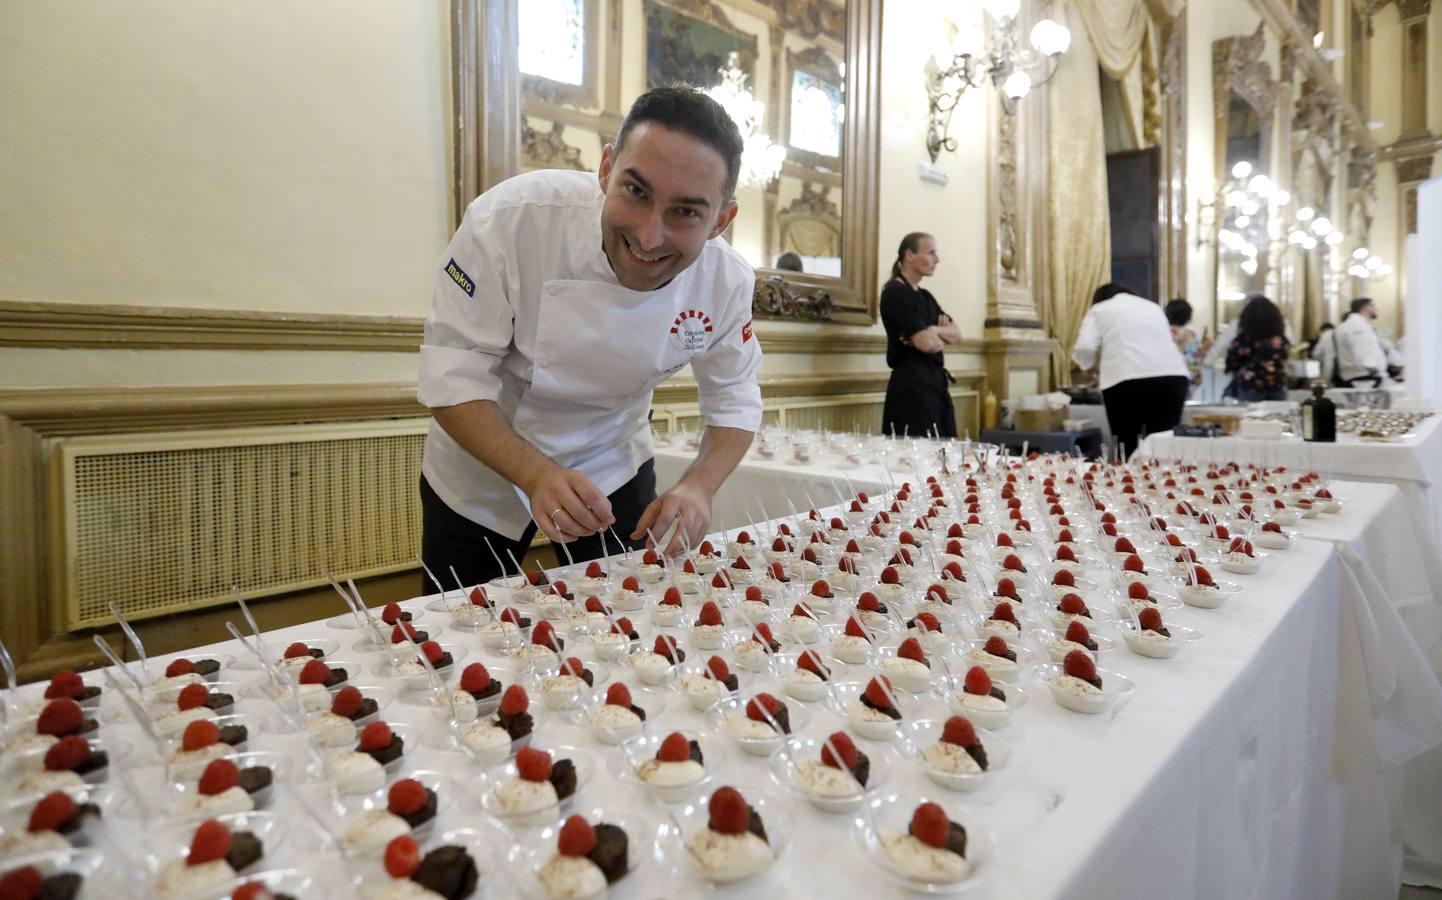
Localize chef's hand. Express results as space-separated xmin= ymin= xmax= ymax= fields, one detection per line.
xmin=632 ymin=480 xmax=711 ymax=557
xmin=525 ymin=466 xmax=614 ymax=543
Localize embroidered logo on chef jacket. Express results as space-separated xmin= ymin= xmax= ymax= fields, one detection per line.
xmin=444 ymin=258 xmax=475 ymax=296
xmin=670 ymin=309 xmax=712 ymax=353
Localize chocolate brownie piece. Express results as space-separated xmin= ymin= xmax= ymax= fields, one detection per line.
xmin=397 ymin=630 xmax=432 ymax=645
xmin=225 ymin=830 xmax=264 ymax=871
xmin=398 ymin=788 xmax=438 ymax=829
xmin=323 ymin=667 xmax=349 ymax=689
xmin=363 ymin=735 xmax=404 ymax=767
xmin=989 ymin=685 xmax=1008 ymax=703
xmin=217 ymin=725 xmax=249 ymax=747
xmin=944 ymin=821 xmax=968 ymax=858
xmin=964 ymin=741 xmax=989 ymax=771
xmin=237 ymin=765 xmax=273 ymax=796
xmin=75 ymin=686 xmax=102 ymax=704
xmin=686 ymin=739 xmax=704 ymax=766
xmin=495 ymin=711 xmax=532 ymax=742
xmin=548 ymin=758 xmax=577 ymax=801
xmin=75 ymin=719 xmax=99 ymax=737
xmin=576 ymin=669 xmax=595 ymax=688
xmin=1144 ymin=624 xmax=1172 ymax=638
xmin=343 ymin=698 xmax=380 ymax=722
xmin=858 ymin=693 xmax=901 ymax=720
xmin=718 ymin=674 xmax=739 ymax=693
xmin=745 ymin=806 xmax=768 ymax=844
xmin=192 ymin=659 xmax=221 ymax=678
xmin=54 ymin=803 xmax=101 ymax=836
xmin=587 ymin=822 xmax=629 ymax=884
xmin=467 ymin=680 xmax=503 ymax=703
xmin=985 ymin=646 xmax=1017 ymax=663
xmin=657 ymin=646 xmax=686 ymax=665
xmin=70 ymin=748 xmax=108 ymax=778
xmin=412 ymin=845 xmax=478 ymax=900
xmin=431 ymin=652 xmax=454 ymax=669
xmin=625 ymin=704 xmax=647 ymax=722
xmin=202 ymin=692 xmax=235 ymax=713
xmin=35 ymin=873 xmax=83 ymax=900
xmin=849 ymin=750 xmax=871 ymax=788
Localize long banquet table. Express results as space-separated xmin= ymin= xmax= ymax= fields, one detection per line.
xmin=11 ymin=444 xmax=1442 ymax=899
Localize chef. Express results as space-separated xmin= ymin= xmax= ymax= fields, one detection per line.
xmin=417 ymin=87 xmax=763 ymax=591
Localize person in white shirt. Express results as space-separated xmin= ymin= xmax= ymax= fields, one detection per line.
xmin=1071 ymin=283 xmax=1191 ymax=457
xmin=1335 ymin=297 xmax=1389 ymax=387
xmin=418 ymin=87 xmax=763 ymax=590
xmin=1309 ymin=322 xmax=1340 ymax=386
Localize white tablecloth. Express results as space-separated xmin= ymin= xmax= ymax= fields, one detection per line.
xmin=39 ymin=481 xmax=1442 ymax=898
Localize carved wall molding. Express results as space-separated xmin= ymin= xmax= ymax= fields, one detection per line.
xmin=752 ymin=274 xmax=834 ymax=321
xmin=996 ymin=108 xmax=1020 ymax=284
xmin=788 ymin=45 xmax=843 ymax=84
xmin=652 ymin=0 xmax=746 ymax=35
xmin=761 ymin=0 xmax=845 ymax=43
xmin=520 ymin=118 xmax=585 ymax=170
xmin=1397 ymin=155 xmax=1437 ymax=182
xmin=1213 ymin=24 xmax=1278 ymax=123
xmin=1158 ymin=10 xmax=1187 ymax=303
xmin=1397 ymin=0 xmax=1432 ymax=20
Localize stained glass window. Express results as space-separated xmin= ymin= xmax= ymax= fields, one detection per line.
xmin=789 ymin=70 xmax=843 ymax=158
xmin=520 ymin=0 xmax=585 ymax=86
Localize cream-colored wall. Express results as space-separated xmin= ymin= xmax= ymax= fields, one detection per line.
xmin=0 ymin=0 xmax=453 ymax=317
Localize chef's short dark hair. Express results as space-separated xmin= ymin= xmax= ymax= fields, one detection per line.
xmin=1350 ymin=297 xmax=1375 ymax=314
xmin=1092 ymin=283 xmax=1137 ymax=305
xmin=615 ymin=87 xmax=744 ymax=200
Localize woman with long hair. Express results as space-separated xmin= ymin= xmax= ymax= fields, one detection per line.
xmin=879 ymin=232 xmax=962 ymax=437
xmin=1225 ymin=294 xmax=1291 ymax=401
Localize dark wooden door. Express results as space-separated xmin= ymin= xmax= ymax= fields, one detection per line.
xmin=1106 ymin=147 xmax=1161 ymax=300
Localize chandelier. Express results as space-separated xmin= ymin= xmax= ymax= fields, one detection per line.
xmin=706 ymin=52 xmax=787 ymax=189
xmin=925 ymin=0 xmax=1070 ymax=161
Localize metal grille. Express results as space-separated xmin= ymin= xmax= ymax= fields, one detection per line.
xmin=60 ymin=421 xmax=429 ymax=628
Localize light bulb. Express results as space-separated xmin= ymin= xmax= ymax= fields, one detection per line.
xmin=1225 ymin=190 xmax=1248 ymax=208
xmin=1242 ymin=201 xmax=1261 ymax=217
xmin=1248 ymin=174 xmax=1273 ymax=196
xmin=1002 ymin=70 xmax=1032 ymax=100
xmin=1274 ymin=190 xmax=1291 ymax=206
xmin=1241 ymin=259 xmax=1258 ymax=275
xmin=1289 ymin=230 xmax=1306 ymax=244
xmin=1029 ymin=19 xmax=1071 ymax=56
xmin=984 ymin=0 xmax=1021 ymax=22
xmin=1365 ymin=256 xmax=1383 ymax=271
xmin=1349 ymin=265 xmax=1367 ymax=278
xmin=1231 ymin=161 xmax=1253 ymax=179
xmin=1302 ymin=237 xmax=1318 ymax=250
xmin=1353 ymin=247 xmax=1369 ymax=260
xmin=1325 ymin=231 xmax=1343 ymax=245
xmin=1378 ymin=264 xmax=1393 ymax=277
xmin=1234 ymin=215 xmax=1251 ymax=228
xmin=1311 ymin=217 xmax=1333 ymax=236
xmin=1296 ymin=206 xmax=1315 ymax=222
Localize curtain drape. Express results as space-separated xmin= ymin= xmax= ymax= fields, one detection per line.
xmin=1045 ymin=0 xmax=1151 ymax=385
xmin=783 ymin=218 xmax=840 ymax=258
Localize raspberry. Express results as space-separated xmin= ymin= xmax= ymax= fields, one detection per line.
xmin=44 ymin=671 xmax=84 ymax=701
xmin=983 ymin=636 xmax=1009 ymax=657
xmin=892 ymin=548 xmax=914 ymax=566
xmin=810 ymin=580 xmax=832 ymax=598
xmin=1123 ymin=554 xmax=1145 ymax=573
xmin=1065 ymin=620 xmax=1092 ymax=645
xmin=391 ymin=622 xmax=417 ymax=643
xmin=1052 ymin=570 xmax=1076 ymax=587
xmin=469 ymin=586 xmax=489 ymax=607
xmin=820 ymin=731 xmax=859 ymax=770
xmin=531 ymin=621 xmax=558 ymax=648
xmin=1191 ymin=566 xmax=1214 ymax=586
xmin=699 ymin=541 xmax=716 ymax=556
xmin=557 ymin=814 xmax=598 ymax=857
xmin=1262 ymin=522 xmax=1282 ymax=534
xmin=187 ymin=819 xmax=232 ymax=866
xmin=606 ymin=683 xmax=633 ymax=708
xmin=26 ymin=791 xmax=75 ymax=833
xmin=863 ymin=676 xmax=895 ymax=709
xmin=584 ymin=596 xmax=607 ymax=614
xmin=657 ymin=732 xmax=691 ymax=763
xmin=697 ymin=602 xmax=723 ymax=627
xmin=963 ymin=666 xmax=992 ymax=696
xmin=182 ymin=720 xmax=220 ymax=752
xmin=197 ymin=759 xmax=239 ymax=797
xmin=380 ymin=602 xmax=409 ymax=624
xmin=947 ymin=523 xmax=964 ymax=538
xmin=996 ymin=533 xmax=1013 ymax=548
xmin=710 ymin=573 xmax=730 ymax=589
xmin=1121 ymin=583 xmax=1149 ymax=605
xmin=732 ymin=556 xmax=751 ymax=571
xmin=990 ymin=603 xmax=1017 ymax=624
xmin=857 ymin=592 xmax=881 ymax=612
xmin=515 ymin=746 xmax=552 ymax=782
xmin=899 ymin=530 xmax=917 ymax=546
xmin=941 ymin=561 xmax=964 ymax=582
xmin=845 ymin=539 xmax=863 ymax=554
xmin=910 ymin=802 xmax=950 ymax=850
xmin=612 ymin=616 xmax=636 ymax=635
xmin=897 ymin=637 xmax=926 ymax=663
xmin=621 ymin=576 xmax=641 ymax=592
xmin=1059 ymin=594 xmax=1088 ymax=616
xmin=420 ymin=641 xmax=445 ymax=665
xmin=36 ymin=699 xmax=84 ymax=737
xmin=43 ymin=737 xmax=90 ymax=772
xmin=0 ymin=867 xmax=43 ymax=899
xmin=1114 ymin=538 xmax=1135 ymax=554
xmin=232 ymin=883 xmax=277 ymax=900
xmin=752 ymin=623 xmax=775 ymax=644
xmin=165 ymin=658 xmax=195 ymax=678
xmin=839 ymin=556 xmax=860 ymax=575
xmin=844 ymin=616 xmax=870 ymax=639
xmin=387 ymin=778 xmax=427 ymax=817
xmin=802 ymin=547 xmax=820 ymax=564
xmin=945 ymin=539 xmax=964 ymax=556
xmin=796 ymin=650 xmax=827 ymax=677
xmin=791 ymin=604 xmax=814 ymax=619
xmin=459 ymin=664 xmax=491 ymax=695
xmin=499 ymin=685 xmax=529 ymax=717
xmin=772 ymin=537 xmax=787 ymax=552
xmin=283 ymin=642 xmax=310 ymax=659
xmin=1212 ymin=525 xmax=1231 ymax=540
xmin=1063 ymin=649 xmax=1098 ymax=682
xmin=326 ymin=686 xmax=364 ymax=721
xmin=1002 ymin=554 xmax=1025 ymax=571
xmin=744 ymin=585 xmax=764 ymax=603
xmin=705 ymin=656 xmax=730 ymax=682
xmin=768 ymin=562 xmax=788 ymax=582
xmin=358 ymin=721 xmax=393 ymax=752
xmin=643 ymin=549 xmax=660 ymax=565
xmin=560 ymin=657 xmax=586 ymax=678
xmin=500 ymin=607 xmax=524 ymax=626
xmin=1139 ymin=607 xmax=1165 ymax=632
xmin=384 ymin=834 xmax=421 ymax=879
xmin=298 ymin=659 xmax=332 ymax=685
xmin=586 ymin=562 xmax=605 ymax=578
xmin=1228 ymin=538 xmax=1254 ymax=556
xmin=941 ymin=716 xmax=978 ymax=747
xmin=707 ymin=786 xmax=750 ymax=835
xmin=995 ymin=578 xmax=1017 ymax=598
xmin=661 ymin=587 xmax=683 ymax=607
xmin=880 ymin=566 xmax=900 ymax=585
xmin=527 ymin=569 xmax=547 ymax=586
xmin=745 ymin=692 xmax=782 ymax=723
xmin=1058 ymin=528 xmax=1076 ymax=543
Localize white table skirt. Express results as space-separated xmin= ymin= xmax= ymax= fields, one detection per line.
xmin=36 ymin=480 xmax=1442 ymax=898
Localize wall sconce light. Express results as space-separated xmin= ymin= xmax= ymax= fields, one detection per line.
xmin=924 ymin=1 xmax=1070 ymax=162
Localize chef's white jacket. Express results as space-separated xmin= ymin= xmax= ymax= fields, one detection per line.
xmin=1071 ymin=293 xmax=1189 ymax=391
xmin=418 ymin=169 xmax=764 ymax=539
xmin=1335 ymin=312 xmax=1388 ymax=383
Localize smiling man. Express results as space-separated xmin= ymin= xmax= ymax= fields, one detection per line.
xmin=417 ymin=87 xmax=763 ymax=590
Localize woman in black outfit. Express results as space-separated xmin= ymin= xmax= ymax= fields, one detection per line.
xmin=879 ymin=232 xmax=962 ymax=437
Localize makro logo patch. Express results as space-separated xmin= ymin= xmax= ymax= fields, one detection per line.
xmin=445 ymin=258 xmax=475 ymax=296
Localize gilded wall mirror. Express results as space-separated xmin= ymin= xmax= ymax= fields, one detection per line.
xmin=453 ymin=0 xmax=881 ymax=326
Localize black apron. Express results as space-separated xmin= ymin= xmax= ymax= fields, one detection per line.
xmin=879 ymin=278 xmax=957 ymax=438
